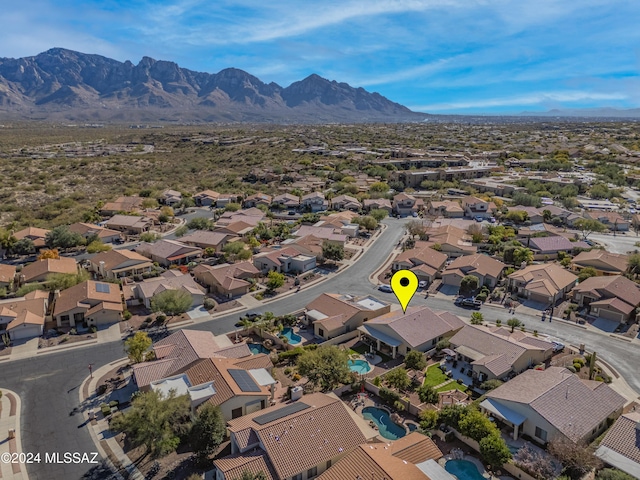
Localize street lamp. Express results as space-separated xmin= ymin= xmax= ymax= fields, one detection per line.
xmin=88 ymin=363 xmax=94 ymax=379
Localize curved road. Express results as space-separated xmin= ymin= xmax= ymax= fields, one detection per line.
xmin=2 ymin=217 xmax=640 ymax=479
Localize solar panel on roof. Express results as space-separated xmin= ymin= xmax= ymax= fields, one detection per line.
xmin=253 ymin=402 xmax=310 ymax=425
xmin=95 ymin=283 xmax=110 ymax=293
xmin=228 ymin=369 xmax=261 ymax=393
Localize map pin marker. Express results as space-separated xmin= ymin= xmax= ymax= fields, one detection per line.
xmin=390 ymin=269 xmax=419 ymax=313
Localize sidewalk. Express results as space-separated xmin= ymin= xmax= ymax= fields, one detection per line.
xmin=0 ymin=389 xmax=27 ymax=480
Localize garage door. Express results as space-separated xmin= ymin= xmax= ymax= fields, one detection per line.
xmin=596 ymin=308 xmax=623 ymax=322
xmin=9 ymin=324 xmax=42 ymax=340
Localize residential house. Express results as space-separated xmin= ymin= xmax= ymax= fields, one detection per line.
xmin=527 ymin=236 xmax=589 ymax=260
xmin=392 ymin=241 xmax=448 ymax=285
xmin=0 ymin=290 xmax=48 ymax=340
xmin=393 ymin=193 xmax=419 ymax=217
xmin=253 ymin=247 xmax=317 ymax=275
xmin=572 ymin=275 xmax=640 ymax=323
xmin=305 ymin=293 xmax=390 ymax=340
xmin=214 ymin=221 xmax=255 ymax=237
xmin=424 ymin=225 xmax=477 ymax=258
xmin=330 ymin=194 xmax=361 ymax=211
xmin=136 ymin=239 xmax=203 ymax=267
xmin=282 ymin=234 xmax=325 ymax=259
xmin=585 ymin=211 xmax=629 ymax=231
xmin=538 ymin=205 xmax=573 ymax=223
xmin=99 ymin=196 xmax=144 ymax=216
xmin=482 ymin=367 xmax=625 ymax=444
xmin=213 ymin=393 xmax=370 ymax=480
xmin=53 ymin=280 xmax=123 ymax=327
xmin=0 ymin=264 xmax=16 ymax=289
xmin=193 ymin=262 xmax=259 ymax=298
xmin=571 ymin=250 xmax=629 ymax=276
xmin=216 ymin=207 xmax=265 ymax=228
xmin=442 ymin=253 xmax=506 ymax=288
xmin=507 ymin=263 xmax=578 ymax=305
xmin=104 ymin=215 xmax=154 ymax=235
xmin=160 ymin=189 xmax=182 ymax=206
xmin=510 ymin=206 xmax=544 ymax=224
xmin=314 ymin=212 xmax=359 ymax=238
xmin=317 ymin=432 xmax=450 ymax=480
xmin=179 ymin=231 xmax=238 ymax=253
xmin=19 ymin=257 xmax=78 ymax=284
xmin=216 ymin=194 xmax=243 ymax=209
xmin=595 ymin=411 xmax=640 ymax=478
xmin=358 ymin=306 xmax=465 ymax=358
xmin=130 ymin=271 xmax=206 ymax=309
xmin=68 ymin=223 xmax=122 ymax=244
xmin=243 ymin=193 xmax=272 ymax=208
xmin=301 ymin=192 xmax=328 ymax=212
xmin=427 ymin=200 xmax=464 ymax=218
xmin=449 ymin=325 xmax=554 ymax=383
xmin=363 ymin=198 xmax=392 ymax=214
xmin=13 ymin=227 xmax=50 ymax=250
xmin=132 ymin=329 xmax=262 ymax=391
xmin=88 ymin=249 xmax=153 ymax=279
xmin=293 ymin=225 xmax=347 ymax=246
xmin=194 ymin=190 xmax=220 ymax=207
xmin=271 ymin=193 xmax=300 ymax=210
xmin=461 ymin=196 xmax=492 ymax=219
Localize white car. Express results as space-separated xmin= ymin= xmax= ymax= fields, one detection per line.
xmin=418 ymin=281 xmax=428 ymax=289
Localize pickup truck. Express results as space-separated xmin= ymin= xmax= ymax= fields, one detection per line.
xmin=455 ymin=297 xmax=482 ymax=309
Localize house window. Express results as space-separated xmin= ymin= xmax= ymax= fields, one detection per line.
xmin=432 ymin=338 xmax=437 ymax=346
xmin=74 ymin=312 xmax=85 ymax=323
xmin=535 ymin=426 xmax=548 ymax=441
xmin=326 ymin=460 xmax=331 ymax=469
xmin=231 ymin=407 xmax=243 ymax=419
xmin=60 ymin=315 xmax=70 ymax=324
xmin=318 ymin=328 xmax=324 ymax=337
xmin=292 ymin=474 xmax=302 ymax=480
xmin=307 ymin=466 xmax=317 ymax=478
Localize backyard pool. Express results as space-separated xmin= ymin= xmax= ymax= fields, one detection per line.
xmin=248 ymin=343 xmax=270 ymax=355
xmin=362 ymin=407 xmax=406 ymax=440
xmin=348 ymin=359 xmax=372 ymax=374
xmin=282 ymin=327 xmax=302 ymax=345
xmin=444 ymin=460 xmax=486 ymax=480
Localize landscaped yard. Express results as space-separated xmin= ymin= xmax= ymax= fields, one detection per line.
xmin=348 ymin=343 xmax=392 ymax=362
xmin=423 ymin=364 xmax=448 ymax=387
xmin=435 ymin=380 xmax=468 ymax=393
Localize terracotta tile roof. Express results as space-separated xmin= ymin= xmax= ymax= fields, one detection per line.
xmin=68 ymin=222 xmax=121 ymax=240
xmin=53 ymin=280 xmax=121 ymax=317
xmin=7 ymin=310 xmax=45 ymax=330
xmin=214 ymin=220 xmax=255 ymax=235
xmin=596 ymin=411 xmax=640 ymax=468
xmin=315 ymin=314 xmax=348 ymax=331
xmin=272 ymin=193 xmax=300 ymax=204
xmin=232 ymin=353 xmax=274 ymax=370
xmin=572 ymin=250 xmax=628 ymax=274
xmin=294 ymin=225 xmax=347 ymax=242
xmin=487 ymin=367 xmax=626 ymax=442
xmin=85 ymin=301 xmax=123 ymax=316
xmin=0 ymin=264 xmax=16 ymax=284
xmin=134 ymin=271 xmax=205 ymax=300
xmin=443 ymin=253 xmax=505 ymax=279
xmin=590 ymin=297 xmax=635 ymax=315
xmin=90 ymin=249 xmax=152 ymax=272
xmin=528 ymin=236 xmax=577 ymax=253
xmin=21 ymin=257 xmax=78 ymax=283
xmin=572 ymin=275 xmax=639 ymax=311
xmin=194 ymin=190 xmax=220 ymax=200
xmin=394 ymin=240 xmax=448 ymax=270
xmin=13 ymin=227 xmax=50 ymax=242
xmin=213 ymin=450 xmax=277 ymax=480
xmin=136 ymin=239 xmax=202 ymax=262
xmin=194 ymin=262 xmax=259 ymax=292
xmin=105 ymin=214 xmax=153 ymax=229
xmin=363 ymin=198 xmax=392 ymax=209
xmin=100 ymin=196 xmax=144 ymax=213
xmin=179 ymin=230 xmax=234 ymax=248
xmin=305 ymin=293 xmax=362 ymax=319
xmin=215 ymin=343 xmax=253 ymax=359
xmin=508 ymin=263 xmax=577 ymax=295
xmin=253 ymin=247 xmax=306 ymax=267
xmin=226 ymin=393 xmax=366 ymax=480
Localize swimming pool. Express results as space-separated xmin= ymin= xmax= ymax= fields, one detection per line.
xmin=248 ymin=343 xmax=270 ymax=355
xmin=281 ymin=327 xmax=302 ymax=345
xmin=444 ymin=460 xmax=486 ymax=480
xmin=362 ymin=406 xmax=407 ymax=440
xmin=348 ymin=359 xmax=372 ymax=374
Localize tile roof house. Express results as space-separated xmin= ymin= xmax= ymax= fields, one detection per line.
xmin=301 ymin=191 xmax=329 ymax=212
xmin=363 ymin=198 xmax=392 ymax=214
xmin=88 ymin=249 xmax=153 ymax=279
xmin=572 ymin=275 xmax=640 ymax=323
xmin=482 ymin=367 xmax=625 ymax=444
xmin=131 ymin=329 xmax=257 ymax=390
xmin=331 ymin=194 xmax=362 ymax=211
xmin=393 ymin=193 xmax=419 ymax=217
xmin=244 ymin=193 xmax=273 ymax=208
xmin=53 ymin=280 xmax=122 ymax=327
xmin=442 ymin=253 xmax=506 ymax=288
xmin=595 ymin=411 xmax=640 ymax=478
xmin=282 ymin=234 xmax=326 ymax=258
xmin=13 ymin=227 xmax=50 ymax=249
xmin=527 ymin=236 xmax=590 ymax=259
xmin=0 ymin=290 xmax=48 ymax=341
xmin=19 ymin=257 xmax=78 ymax=283
xmin=216 ymin=207 xmax=265 ymax=227
xmin=293 ymin=225 xmax=347 ymax=245
xmin=358 ymin=306 xmax=465 ymax=359
xmin=428 ymin=200 xmax=464 ymax=218
xmin=461 ymin=196 xmax=492 ymax=219
xmin=305 ymin=293 xmax=390 ymax=340
xmin=253 ymin=247 xmax=317 ymax=275
xmin=392 ymin=241 xmax=448 ymax=285
xmin=449 ymin=325 xmax=554 ymax=382
xmin=510 ymin=206 xmax=544 ymax=224
xmin=571 ymin=250 xmax=629 ymax=276
xmin=585 ymin=211 xmax=629 ymax=231
xmin=216 ymin=193 xmax=243 ymax=208
xmin=159 ymin=189 xmax=183 ymax=206
xmin=507 ymin=263 xmax=578 ymax=305
xmin=193 ymin=262 xmax=260 ymax=298
xmin=99 ymin=196 xmax=144 ymax=216
xmin=68 ymin=223 xmax=122 ymax=244
xmin=179 ymin=230 xmax=237 ymax=252
xmin=130 ymin=270 xmax=206 ymax=309
xmin=193 ymin=190 xmax=219 ymax=207
xmin=317 ymin=432 xmax=447 ymax=480
xmin=104 ymin=214 xmax=154 ymax=234
xmin=136 ymin=239 xmax=203 ymax=267
xmin=272 ymin=193 xmax=300 ymax=209
xmin=0 ymin=264 xmax=16 ymax=288
xmin=424 ymin=225 xmax=477 ymax=258
xmin=214 ymin=393 xmax=368 ymax=480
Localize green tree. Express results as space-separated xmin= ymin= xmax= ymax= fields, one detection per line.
xmin=265 ymin=271 xmax=285 ymax=292
xmin=439 ymin=404 xmax=467 ymax=429
xmin=459 ymin=275 xmax=479 ymax=297
xmin=507 ymin=318 xmax=523 ymax=333
xmin=513 ymin=246 xmax=534 ymax=265
xmin=370 ymin=209 xmax=389 ymax=222
xmin=470 ymin=312 xmax=484 ymax=325
xmin=223 ymin=241 xmax=249 ymax=262
xmin=187 ymin=217 xmax=214 ymax=230
xmin=45 ymin=270 xmax=90 ymax=290
xmin=190 ymin=404 xmax=227 ymax=465
xmin=479 ymin=433 xmax=512 ymax=469
xmin=233 ymin=471 xmax=267 ymax=480
xmin=45 ymin=225 xmax=85 ymax=249
xmin=124 ymin=331 xmax=152 ymax=364
xmin=480 ymin=379 xmax=503 ymax=391
xmin=596 ymin=469 xmax=636 ymax=480
xmin=322 ymin=242 xmax=344 ymax=263
xmin=353 ymin=215 xmax=378 ymax=231
xmin=140 ymin=232 xmax=161 ymax=243
xmin=296 ymin=345 xmax=351 ymax=391
xmin=628 ymin=253 xmax=640 ymax=278
xmin=109 ymin=389 xmax=191 ymax=458
xmin=405 ymin=220 xmax=424 ymax=238
xmin=174 ymin=225 xmax=189 ymax=237
xmin=224 ymin=202 xmax=241 ymax=212
xmin=369 ymin=181 xmax=390 ymax=193
xmin=0 ymin=229 xmax=17 ymax=252
xmin=419 ymin=409 xmax=439 ymax=429
xmin=574 ymin=218 xmax=607 ymax=240
xmin=548 ymin=437 xmax=602 ymax=479
xmin=12 ymin=238 xmax=35 ymax=255
xmin=151 ymin=289 xmax=193 ymax=317
xmin=577 ymin=266 xmax=598 ymax=282
xmin=405 ymin=350 xmax=427 ymax=371
xmin=417 ymin=385 xmax=438 ymax=404
xmin=505 ymin=210 xmax=529 ymax=224
xmin=86 ymin=240 xmax=112 ymax=254
xmin=385 ymin=368 xmax=411 ymax=391
xmin=458 ymin=409 xmax=496 ymax=442
xmin=542 ymin=209 xmax=552 ymax=222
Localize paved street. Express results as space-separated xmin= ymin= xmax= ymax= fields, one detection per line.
xmin=589 ymin=231 xmax=640 ymax=254
xmin=2 ymin=216 xmax=640 ymax=479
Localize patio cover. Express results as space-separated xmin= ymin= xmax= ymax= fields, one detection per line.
xmin=357 ymin=325 xmax=402 ymax=347
xmin=305 ymin=309 xmax=327 ymax=321
xmin=480 ymin=398 xmax=526 ymax=426
xmin=455 ymin=345 xmax=484 ymax=361
xmin=442 ymin=348 xmax=457 ymax=356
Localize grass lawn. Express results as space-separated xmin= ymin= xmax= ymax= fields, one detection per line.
xmin=423 ymin=364 xmax=448 ymax=387
xmin=435 ymin=380 xmax=468 ymax=393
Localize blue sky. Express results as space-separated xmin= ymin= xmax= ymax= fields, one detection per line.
xmin=3 ymin=0 xmax=640 ymax=114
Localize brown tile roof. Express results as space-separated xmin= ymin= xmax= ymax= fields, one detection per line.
xmin=394 ymin=240 xmax=448 ymax=270
xmin=443 ymin=253 xmax=505 ymax=279
xmin=305 ymin=293 xmax=361 ymax=319
xmin=90 ymin=249 xmax=152 ymax=272
xmin=572 ymin=275 xmax=639 ymax=311
xmin=136 ymin=239 xmax=203 ymax=262
xmin=179 ymin=230 xmax=235 ymax=248
xmin=100 ymin=196 xmax=144 ymax=213
xmin=68 ymin=222 xmax=121 ymax=240
xmin=508 ymin=263 xmax=577 ymax=295
xmin=0 ymin=264 xmax=16 ymax=284
xmin=232 ymin=353 xmax=274 ymax=370
xmin=487 ymin=367 xmax=626 ymax=442
xmin=13 ymin=227 xmax=50 ymax=244
xmin=7 ymin=309 xmax=44 ymax=330
xmin=53 ymin=280 xmax=121 ymax=317
xmin=597 ymin=411 xmax=640 ymax=467
xmin=21 ymin=257 xmax=78 ymax=283
xmin=213 ymin=450 xmax=277 ymax=480
xmin=226 ymin=393 xmax=366 ymax=480
xmin=571 ymin=250 xmax=629 ymax=274
xmin=315 ymin=314 xmax=348 ymax=331
xmin=194 ymin=262 xmax=259 ymax=292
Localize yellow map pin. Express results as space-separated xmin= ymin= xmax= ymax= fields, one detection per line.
xmin=390 ymin=269 xmax=419 ymax=313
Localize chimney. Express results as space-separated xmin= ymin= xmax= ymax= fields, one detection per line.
xmin=99 ymin=261 xmax=105 ymax=277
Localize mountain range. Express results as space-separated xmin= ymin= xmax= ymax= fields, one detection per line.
xmin=0 ymin=48 xmax=426 ymax=123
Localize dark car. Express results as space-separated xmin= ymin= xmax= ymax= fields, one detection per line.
xmin=455 ymin=297 xmax=481 ymax=309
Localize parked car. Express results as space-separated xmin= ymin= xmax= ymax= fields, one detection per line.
xmin=412 ymin=211 xmax=419 ymax=217
xmin=489 ymin=217 xmax=496 ymax=223
xmin=288 ymin=211 xmax=297 ymax=215
xmin=455 ymin=297 xmax=482 ymax=309
xmin=551 ymin=341 xmax=565 ymax=352
xmin=474 ymin=216 xmax=484 ymax=222
xmin=418 ymin=280 xmax=428 ymax=289
xmin=378 ymin=284 xmax=393 ymax=293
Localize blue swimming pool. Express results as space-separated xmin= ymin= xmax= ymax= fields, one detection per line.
xmin=445 ymin=460 xmax=485 ymax=480
xmin=362 ymin=407 xmax=406 ymax=440
xmin=248 ymin=343 xmax=270 ymax=355
xmin=348 ymin=359 xmax=372 ymax=374
xmin=282 ymin=327 xmax=302 ymax=345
